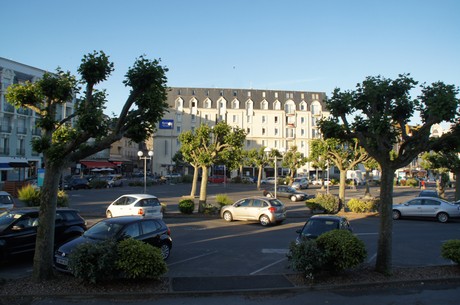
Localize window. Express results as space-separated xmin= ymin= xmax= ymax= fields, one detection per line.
xmin=300 ymin=117 xmax=305 ymax=124
xmin=176 ymin=113 xmax=182 ymax=122
xmin=191 ymin=114 xmax=196 ymax=122
xmin=122 ymin=223 xmax=140 ymax=238
xmin=274 ymin=128 xmax=278 ymax=135
xmin=262 ymin=128 xmax=266 ymax=135
xmin=262 ymin=116 xmax=266 ymax=123
xmin=274 ymin=116 xmax=278 ymax=124
xmin=233 ymin=115 xmax=239 ymax=123
xmin=176 ymin=126 xmax=181 ymax=133
xmin=261 ymin=101 xmax=268 ymax=110
xmin=247 ymin=128 xmax=250 ymax=134
xmin=301 ymin=129 xmax=305 ymax=136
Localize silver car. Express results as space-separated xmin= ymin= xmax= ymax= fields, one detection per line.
xmin=292 ymin=177 xmax=309 ymax=190
xmin=392 ymin=197 xmax=460 ymax=223
xmin=221 ymin=196 xmax=286 ymax=226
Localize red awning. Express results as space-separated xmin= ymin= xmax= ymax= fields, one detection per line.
xmin=80 ymin=161 xmax=116 ymax=168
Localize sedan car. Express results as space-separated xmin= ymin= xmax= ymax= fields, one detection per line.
xmin=392 ymin=197 xmax=460 ymax=223
xmin=263 ymin=185 xmax=308 ymax=202
xmin=54 ymin=216 xmax=172 ymax=272
xmin=106 ymin=194 xmax=163 ymax=219
xmin=0 ymin=191 xmax=15 ymax=210
xmin=221 ymin=196 xmax=286 ymax=226
xmin=296 ymin=215 xmax=352 ymax=243
xmin=292 ymin=177 xmax=309 ymax=190
xmin=65 ymin=178 xmax=91 ymax=190
xmin=0 ymin=208 xmax=86 ymax=260
xmin=261 ymin=177 xmax=276 ymax=185
xmin=208 ymin=175 xmax=228 ymax=183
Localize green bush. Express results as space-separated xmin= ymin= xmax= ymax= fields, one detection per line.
xmin=18 ymin=184 xmax=40 ymax=206
xmin=406 ymin=178 xmax=419 ymax=187
xmin=287 ymin=240 xmax=324 ymax=280
xmin=182 ymin=175 xmax=193 ymax=183
xmin=316 ymin=230 xmax=367 ymax=273
xmin=116 ymin=239 xmax=167 ymax=279
xmin=346 ymin=198 xmax=378 ymax=213
xmin=305 ymin=193 xmax=340 ymax=214
xmin=178 ymin=199 xmax=195 ymax=214
xmin=89 ymin=179 xmax=108 ymax=189
xmin=216 ymin=193 xmax=232 ymax=208
xmin=441 ymin=240 xmax=460 ymax=264
xmin=18 ymin=185 xmax=69 ymax=207
xmin=68 ymin=239 xmax=119 ymax=284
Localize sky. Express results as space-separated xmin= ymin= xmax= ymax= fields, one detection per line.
xmin=3 ymin=0 xmax=460 ymax=116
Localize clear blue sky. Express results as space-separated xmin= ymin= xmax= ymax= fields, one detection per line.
xmin=3 ymin=0 xmax=460 ymax=116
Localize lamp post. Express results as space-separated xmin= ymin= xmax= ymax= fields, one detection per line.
xmin=138 ymin=150 xmax=154 ymax=194
xmin=167 ymin=121 xmax=173 ymax=174
xmin=264 ymin=147 xmax=285 ymax=199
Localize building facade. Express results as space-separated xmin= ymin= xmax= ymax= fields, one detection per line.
xmin=153 ymin=87 xmax=330 ymax=177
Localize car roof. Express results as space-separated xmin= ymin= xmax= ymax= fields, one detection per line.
xmin=99 ymin=215 xmax=164 ymax=225
xmin=0 ymin=191 xmax=12 ymax=196
xmin=309 ymin=215 xmax=347 ymax=221
xmin=118 ymin=194 xmax=158 ymax=199
xmin=3 ymin=208 xmax=80 ymax=214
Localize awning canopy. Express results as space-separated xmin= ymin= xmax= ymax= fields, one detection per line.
xmin=80 ymin=161 xmax=116 ymax=168
xmin=9 ymin=162 xmax=30 ymax=168
xmin=0 ymin=163 xmax=12 ymax=170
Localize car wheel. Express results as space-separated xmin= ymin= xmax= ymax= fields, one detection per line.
xmin=437 ymin=212 xmax=449 ymax=223
xmin=106 ymin=210 xmax=113 ymax=218
xmin=290 ymin=196 xmax=297 ymax=202
xmin=259 ymin=215 xmax=270 ymax=226
xmin=223 ymin=211 xmax=233 ymax=222
xmin=160 ymin=243 xmax=171 ymax=260
xmin=392 ymin=210 xmax=401 ymax=220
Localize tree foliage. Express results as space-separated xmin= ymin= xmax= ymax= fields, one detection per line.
xmin=282 ymin=145 xmax=308 ymax=183
xmin=309 ymin=138 xmax=369 ymax=205
xmin=5 ymin=51 xmax=169 ymax=281
xmin=178 ymin=121 xmax=246 ymax=211
xmin=319 ymin=74 xmax=460 ymax=274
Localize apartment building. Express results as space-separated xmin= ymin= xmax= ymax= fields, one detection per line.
xmin=153 ymin=87 xmax=330 ymax=177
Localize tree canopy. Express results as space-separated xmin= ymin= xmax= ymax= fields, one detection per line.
xmin=319 ymin=74 xmax=460 ymax=274
xmin=6 ymin=51 xmax=169 ymax=281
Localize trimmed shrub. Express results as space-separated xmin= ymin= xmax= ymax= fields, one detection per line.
xmin=441 ymin=240 xmax=460 ymax=264
xmin=287 ymin=240 xmax=324 ymax=280
xmin=68 ymin=239 xmax=119 ymax=284
xmin=305 ymin=193 xmax=340 ymax=214
xmin=57 ymin=190 xmax=69 ymax=207
xmin=178 ymin=199 xmax=194 ymax=214
xmin=116 ymin=239 xmax=167 ymax=279
xmin=346 ymin=198 xmax=378 ymax=213
xmin=216 ymin=193 xmax=232 ymax=208
xmin=160 ymin=202 xmax=167 ymax=213
xmin=316 ymin=230 xmax=367 ymax=274
xmin=18 ymin=184 xmax=40 ymax=206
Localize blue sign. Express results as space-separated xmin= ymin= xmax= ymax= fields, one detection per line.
xmin=37 ymin=168 xmax=45 ymax=187
xmin=159 ymin=120 xmax=174 ymax=129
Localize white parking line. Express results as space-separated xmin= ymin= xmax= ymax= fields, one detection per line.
xmin=250 ymin=257 xmax=287 ymax=275
xmin=167 ymin=250 xmax=219 ymax=266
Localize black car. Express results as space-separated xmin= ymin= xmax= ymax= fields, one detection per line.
xmin=0 ymin=208 xmax=87 ymax=260
xmin=64 ymin=178 xmax=90 ymax=190
xmin=296 ymin=215 xmax=352 ymax=243
xmin=263 ymin=185 xmax=309 ymax=202
xmin=54 ymin=216 xmax=172 ymax=272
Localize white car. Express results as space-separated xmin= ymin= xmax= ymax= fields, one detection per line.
xmin=0 ymin=191 xmax=15 ymax=210
xmin=261 ymin=177 xmax=276 ymax=185
xmin=106 ymin=194 xmax=163 ymax=219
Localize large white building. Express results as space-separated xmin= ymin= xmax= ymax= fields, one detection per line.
xmin=153 ymin=87 xmax=330 ymax=177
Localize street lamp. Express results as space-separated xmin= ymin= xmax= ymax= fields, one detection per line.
xmin=264 ymin=147 xmax=285 ymax=199
xmin=138 ymin=150 xmax=154 ymax=194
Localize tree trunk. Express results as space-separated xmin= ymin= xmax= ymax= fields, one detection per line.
xmin=455 ymin=169 xmax=460 ymax=201
xmin=198 ymin=166 xmax=209 ymax=213
xmin=364 ymin=170 xmax=371 ymax=197
xmin=375 ymin=166 xmax=395 ymax=275
xmin=257 ymin=165 xmax=263 ymax=190
xmin=32 ymin=163 xmax=63 ymax=281
xmin=190 ymin=165 xmax=199 ymax=198
xmin=338 ymin=169 xmax=347 ymax=209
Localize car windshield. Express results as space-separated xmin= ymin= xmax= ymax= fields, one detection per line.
xmin=302 ymin=219 xmax=339 ymax=237
xmin=0 ymin=195 xmax=13 ymax=205
xmin=0 ymin=211 xmax=24 ymax=230
xmin=84 ymin=221 xmax=124 ymax=240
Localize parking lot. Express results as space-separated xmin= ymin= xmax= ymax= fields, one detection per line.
xmin=1 ymin=182 xmax=458 ymax=279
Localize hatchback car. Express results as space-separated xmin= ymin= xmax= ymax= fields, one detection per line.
xmin=392 ymin=197 xmax=460 ymax=223
xmin=65 ymin=178 xmax=90 ymax=190
xmin=220 ymin=196 xmax=286 ymax=226
xmin=292 ymin=178 xmax=309 ymax=190
xmin=0 ymin=208 xmax=86 ymax=260
xmin=296 ymin=215 xmax=352 ymax=243
xmin=263 ymin=185 xmax=308 ymax=202
xmin=54 ymin=216 xmax=172 ymax=272
xmin=0 ymin=191 xmax=15 ymax=210
xmin=106 ymin=194 xmax=163 ymax=218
